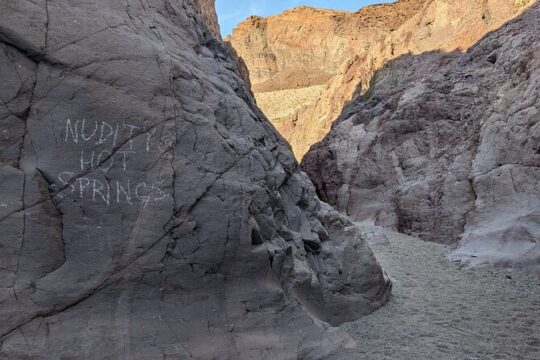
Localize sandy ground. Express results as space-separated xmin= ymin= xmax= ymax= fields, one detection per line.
xmin=342 ymin=226 xmax=540 ymax=360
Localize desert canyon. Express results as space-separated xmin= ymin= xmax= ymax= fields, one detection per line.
xmin=229 ymin=0 xmax=535 ymax=159
xmin=230 ymin=0 xmax=539 ymax=273
xmin=0 ymin=0 xmax=538 ymax=359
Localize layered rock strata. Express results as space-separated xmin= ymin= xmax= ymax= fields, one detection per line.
xmin=229 ymin=0 xmax=534 ymax=158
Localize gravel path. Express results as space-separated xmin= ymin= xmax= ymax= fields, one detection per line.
xmin=342 ymin=226 xmax=540 ymax=360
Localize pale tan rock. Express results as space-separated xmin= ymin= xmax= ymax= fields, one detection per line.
xmin=229 ymin=0 xmax=534 ymax=158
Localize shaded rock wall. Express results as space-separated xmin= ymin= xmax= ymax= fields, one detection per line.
xmin=0 ymin=0 xmax=390 ymax=358
xmin=229 ymin=0 xmax=534 ymax=158
xmin=195 ymin=0 xmax=221 ymax=39
xmin=303 ymin=3 xmax=540 ymax=273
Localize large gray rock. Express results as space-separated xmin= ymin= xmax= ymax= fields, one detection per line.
xmin=303 ymin=3 xmax=540 ymax=273
xmin=0 ymin=1 xmax=390 ymax=358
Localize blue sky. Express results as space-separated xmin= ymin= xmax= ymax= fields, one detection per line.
xmin=216 ymin=0 xmax=393 ymax=36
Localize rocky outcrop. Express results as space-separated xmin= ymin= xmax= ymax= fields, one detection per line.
xmin=0 ymin=1 xmax=391 ymax=358
xmin=303 ymin=3 xmax=540 ymax=273
xmin=229 ymin=0 xmax=535 ymax=158
xmin=194 ymin=0 xmax=221 ymax=39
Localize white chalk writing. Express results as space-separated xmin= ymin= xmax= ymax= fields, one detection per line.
xmin=58 ymin=119 xmax=169 ymax=207
xmin=57 ymin=172 xmax=168 ymax=207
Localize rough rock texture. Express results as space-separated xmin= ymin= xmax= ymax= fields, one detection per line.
xmin=194 ymin=0 xmax=221 ymax=39
xmin=229 ymin=0 xmax=534 ymax=158
xmin=303 ymin=3 xmax=540 ymax=273
xmin=0 ymin=0 xmax=391 ymax=358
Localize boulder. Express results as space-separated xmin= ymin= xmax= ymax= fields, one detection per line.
xmin=0 ymin=1 xmax=390 ymax=358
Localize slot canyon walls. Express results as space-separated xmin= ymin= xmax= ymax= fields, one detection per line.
xmin=230 ymin=0 xmax=538 ymax=272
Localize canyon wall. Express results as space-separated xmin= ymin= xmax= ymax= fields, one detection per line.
xmin=194 ymin=0 xmax=221 ymax=38
xmin=303 ymin=3 xmax=540 ymax=272
xmin=0 ymin=0 xmax=390 ymax=358
xmin=229 ymin=0 xmax=535 ymax=158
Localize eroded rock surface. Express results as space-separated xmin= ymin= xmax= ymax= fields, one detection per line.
xmin=303 ymin=3 xmax=540 ymax=273
xmin=229 ymin=0 xmax=534 ymax=158
xmin=0 ymin=1 xmax=390 ymax=358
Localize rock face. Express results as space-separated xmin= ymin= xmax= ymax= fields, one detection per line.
xmin=195 ymin=0 xmax=221 ymax=39
xmin=0 ymin=0 xmax=391 ymax=358
xmin=303 ymin=3 xmax=540 ymax=273
xmin=229 ymin=0 xmax=535 ymax=158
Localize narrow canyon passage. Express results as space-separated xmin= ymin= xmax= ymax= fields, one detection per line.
xmin=226 ymin=2 xmax=540 ymax=357
xmin=343 ymin=225 xmax=540 ymax=360
xmin=0 ymin=0 xmax=537 ymax=358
